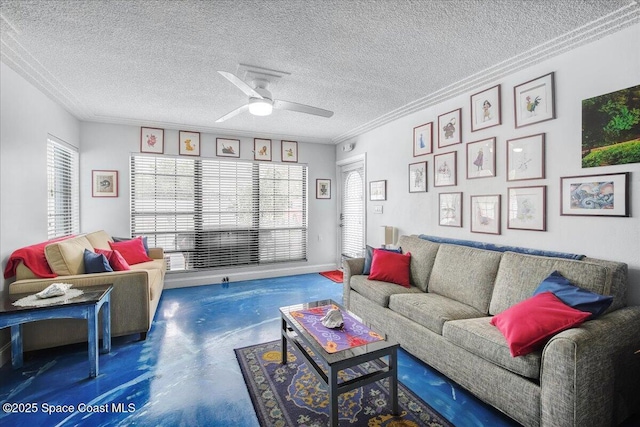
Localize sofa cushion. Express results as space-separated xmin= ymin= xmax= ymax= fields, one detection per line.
xmin=83 ymin=249 xmax=113 ymax=273
xmin=45 ymin=236 xmax=94 ymax=276
xmin=389 ymin=293 xmax=484 ymax=335
xmin=84 ymin=230 xmax=113 ymax=250
xmin=489 ymin=251 xmax=610 ymax=315
xmin=443 ymin=317 xmax=542 ymax=379
xmin=397 ymin=235 xmax=440 ymax=292
xmin=350 ymin=275 xmax=423 ymax=307
xmin=368 ymin=249 xmax=411 ymax=288
xmin=428 ymin=244 xmax=502 ymax=313
xmin=109 ymin=237 xmax=153 ymax=265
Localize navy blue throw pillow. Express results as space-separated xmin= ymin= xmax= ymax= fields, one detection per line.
xmin=362 ymin=245 xmax=402 ymax=275
xmin=533 ymin=271 xmax=613 ymax=318
xmin=83 ymin=249 xmax=113 ymax=273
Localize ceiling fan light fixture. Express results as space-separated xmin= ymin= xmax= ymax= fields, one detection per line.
xmin=249 ymin=98 xmax=273 ymax=116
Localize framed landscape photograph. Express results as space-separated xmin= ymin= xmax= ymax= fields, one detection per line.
xmin=216 ymin=138 xmax=240 ymax=158
xmin=370 ymin=180 xmax=387 ymax=201
xmin=470 ymin=85 xmax=501 ymax=132
xmin=434 ymin=151 xmax=457 ymax=187
xmin=560 ymin=172 xmax=629 ymax=217
xmin=413 ymin=122 xmax=433 ymax=156
xmin=508 ymin=186 xmax=546 ymax=231
xmin=439 ymin=192 xmax=462 ymax=227
xmin=92 ymin=170 xmax=118 ymax=198
xmin=409 ymin=161 xmax=427 ymax=193
xmin=507 ymin=133 xmax=545 ymax=181
xmin=438 ymin=108 xmax=462 ymax=148
xmin=316 ymin=179 xmax=331 ymax=199
xmin=471 ymin=194 xmax=501 ymax=235
xmin=254 ymin=138 xmax=272 ymax=161
xmin=514 ymin=72 xmax=555 ymax=128
xmin=466 ymin=137 xmax=496 ymax=179
xmin=179 ymin=131 xmax=200 ymax=156
xmin=282 ymin=140 xmax=298 ymax=162
xmin=140 ymin=127 xmax=164 ymax=154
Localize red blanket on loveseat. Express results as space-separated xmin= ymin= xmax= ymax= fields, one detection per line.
xmin=4 ymin=235 xmax=73 ymax=279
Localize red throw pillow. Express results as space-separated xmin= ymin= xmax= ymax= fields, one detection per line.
xmin=95 ymin=248 xmax=131 ymax=271
xmin=490 ymin=291 xmax=591 ymax=357
xmin=109 ymin=237 xmax=152 ymax=265
xmin=367 ymin=249 xmax=411 ymax=288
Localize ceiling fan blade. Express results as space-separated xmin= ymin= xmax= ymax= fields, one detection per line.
xmin=273 ymin=99 xmax=333 ymax=118
xmin=218 ymin=71 xmax=263 ymax=99
xmin=215 ymin=104 xmax=249 ymax=122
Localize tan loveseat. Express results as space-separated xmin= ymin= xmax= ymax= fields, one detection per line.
xmin=8 ymin=230 xmax=166 ymax=351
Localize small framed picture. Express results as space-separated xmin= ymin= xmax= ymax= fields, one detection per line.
xmin=413 ymin=122 xmax=433 ymax=156
xmin=179 ymin=131 xmax=200 ymax=156
xmin=514 ymin=72 xmax=555 ymax=128
xmin=438 ymin=108 xmax=462 ymax=148
xmin=471 ymin=194 xmax=501 ymax=234
xmin=409 ymin=161 xmax=427 ymax=193
xmin=92 ymin=170 xmax=118 ymax=198
xmin=140 ymin=127 xmax=164 ymax=154
xmin=216 ymin=138 xmax=240 ymax=158
xmin=434 ymin=151 xmax=457 ymax=187
xmin=508 ymin=186 xmax=546 ymax=231
xmin=370 ymin=180 xmax=387 ymax=201
xmin=507 ymin=133 xmax=545 ymax=181
xmin=470 ymin=85 xmax=501 ymax=132
xmin=254 ymin=138 xmax=272 ymax=161
xmin=439 ymin=192 xmax=462 ymax=227
xmin=466 ymin=137 xmax=496 ymax=179
xmin=282 ymin=140 xmax=298 ymax=162
xmin=560 ymin=172 xmax=629 ymax=217
xmin=316 ymin=179 xmax=331 ymax=199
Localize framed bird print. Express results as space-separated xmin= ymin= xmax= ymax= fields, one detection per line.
xmin=514 ymin=72 xmax=555 ymax=128
xmin=92 ymin=170 xmax=118 ymax=198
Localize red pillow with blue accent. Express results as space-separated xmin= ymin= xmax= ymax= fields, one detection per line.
xmin=367 ymin=249 xmax=411 ymax=288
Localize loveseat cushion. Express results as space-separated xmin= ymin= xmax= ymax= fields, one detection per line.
xmin=428 ymin=244 xmax=502 ymax=313
xmin=389 ymin=293 xmax=484 ymax=335
xmin=443 ymin=317 xmax=542 ymax=379
xmin=45 ymin=236 xmax=94 ymax=276
xmin=130 ymin=259 xmax=166 ymax=300
xmin=84 ymin=230 xmax=113 ymax=250
xmin=397 ymin=235 xmax=440 ymax=292
xmin=350 ymin=275 xmax=423 ymax=307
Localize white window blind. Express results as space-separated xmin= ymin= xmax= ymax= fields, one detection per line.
xmin=47 ymin=136 xmax=79 ymax=239
xmin=131 ymin=154 xmax=307 ymax=271
xmin=341 ymin=164 xmax=365 ymax=257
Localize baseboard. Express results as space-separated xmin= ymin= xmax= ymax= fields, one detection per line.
xmin=163 ymin=263 xmax=338 ymax=289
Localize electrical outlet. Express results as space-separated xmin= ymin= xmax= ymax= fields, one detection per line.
xmin=373 ymin=205 xmax=383 ymax=214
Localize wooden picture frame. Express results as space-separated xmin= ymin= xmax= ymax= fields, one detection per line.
xmin=471 ymin=194 xmax=501 ymax=235
xmin=438 ymin=108 xmax=462 ymax=148
xmin=92 ymin=170 xmax=118 ymax=198
xmin=434 ymin=151 xmax=457 ymax=187
xmin=508 ymin=185 xmax=547 ymax=231
xmin=316 ymin=179 xmax=331 ymax=199
xmin=370 ymin=180 xmax=387 ymax=201
xmin=439 ymin=192 xmax=462 ymax=227
xmin=254 ymin=138 xmax=272 ymax=161
xmin=140 ymin=127 xmax=164 ymax=154
xmin=560 ymin=172 xmax=629 ymax=217
xmin=216 ymin=138 xmax=240 ymax=158
xmin=466 ymin=137 xmax=496 ymax=179
xmin=507 ymin=133 xmax=545 ymax=181
xmin=471 ymin=85 xmax=501 ymax=132
xmin=282 ymin=140 xmax=298 ymax=162
xmin=514 ymin=72 xmax=555 ymax=128
xmin=179 ymin=131 xmax=200 ymax=156
xmin=413 ymin=122 xmax=433 ymax=156
xmin=409 ymin=161 xmax=427 ymax=193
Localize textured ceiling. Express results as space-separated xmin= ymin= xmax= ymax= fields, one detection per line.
xmin=1 ymin=0 xmax=639 ymax=144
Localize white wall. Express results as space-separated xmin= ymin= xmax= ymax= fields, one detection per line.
xmin=337 ymin=24 xmax=640 ymax=305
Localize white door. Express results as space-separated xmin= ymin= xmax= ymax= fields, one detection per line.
xmin=337 ymin=157 xmax=365 ymax=266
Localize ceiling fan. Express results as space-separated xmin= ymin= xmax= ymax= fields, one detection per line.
xmin=215 ymin=71 xmax=334 ymax=122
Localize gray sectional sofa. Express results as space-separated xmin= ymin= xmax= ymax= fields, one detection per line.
xmin=343 ymin=235 xmax=640 ymax=427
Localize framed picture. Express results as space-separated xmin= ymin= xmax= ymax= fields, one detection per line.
xmin=409 ymin=161 xmax=427 ymax=193
xmin=316 ymin=179 xmax=331 ymax=199
xmin=439 ymin=192 xmax=462 ymax=227
xmin=434 ymin=151 xmax=457 ymax=187
xmin=370 ymin=180 xmax=387 ymax=201
xmin=254 ymin=138 xmax=272 ymax=161
xmin=471 ymin=194 xmax=501 ymax=235
xmin=466 ymin=137 xmax=496 ymax=179
xmin=92 ymin=170 xmax=118 ymax=198
xmin=470 ymin=85 xmax=501 ymax=132
xmin=507 ymin=133 xmax=545 ymax=181
xmin=560 ymin=172 xmax=629 ymax=217
xmin=179 ymin=131 xmax=200 ymax=156
xmin=282 ymin=140 xmax=298 ymax=162
xmin=413 ymin=122 xmax=433 ymax=156
xmin=438 ymin=108 xmax=462 ymax=148
xmin=514 ymin=72 xmax=555 ymax=128
xmin=140 ymin=127 xmax=164 ymax=154
xmin=216 ymin=138 xmax=240 ymax=158
xmin=508 ymin=186 xmax=546 ymax=231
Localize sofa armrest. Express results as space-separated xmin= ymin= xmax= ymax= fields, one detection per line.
xmin=148 ymin=247 xmax=164 ymax=259
xmin=342 ymin=257 xmax=365 ymax=309
xmin=541 ymin=306 xmax=640 ymax=426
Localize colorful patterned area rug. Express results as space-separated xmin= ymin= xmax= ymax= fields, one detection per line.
xmin=235 ymin=340 xmax=454 ymax=427
xmin=319 ymin=270 xmax=343 ymax=283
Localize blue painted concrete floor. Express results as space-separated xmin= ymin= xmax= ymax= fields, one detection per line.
xmin=0 ymin=273 xmax=577 ymax=426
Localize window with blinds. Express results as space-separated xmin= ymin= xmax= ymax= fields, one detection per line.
xmin=130 ymin=154 xmax=307 ymax=271
xmin=340 ymin=164 xmax=365 ymax=258
xmin=47 ymin=137 xmax=79 ymax=239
